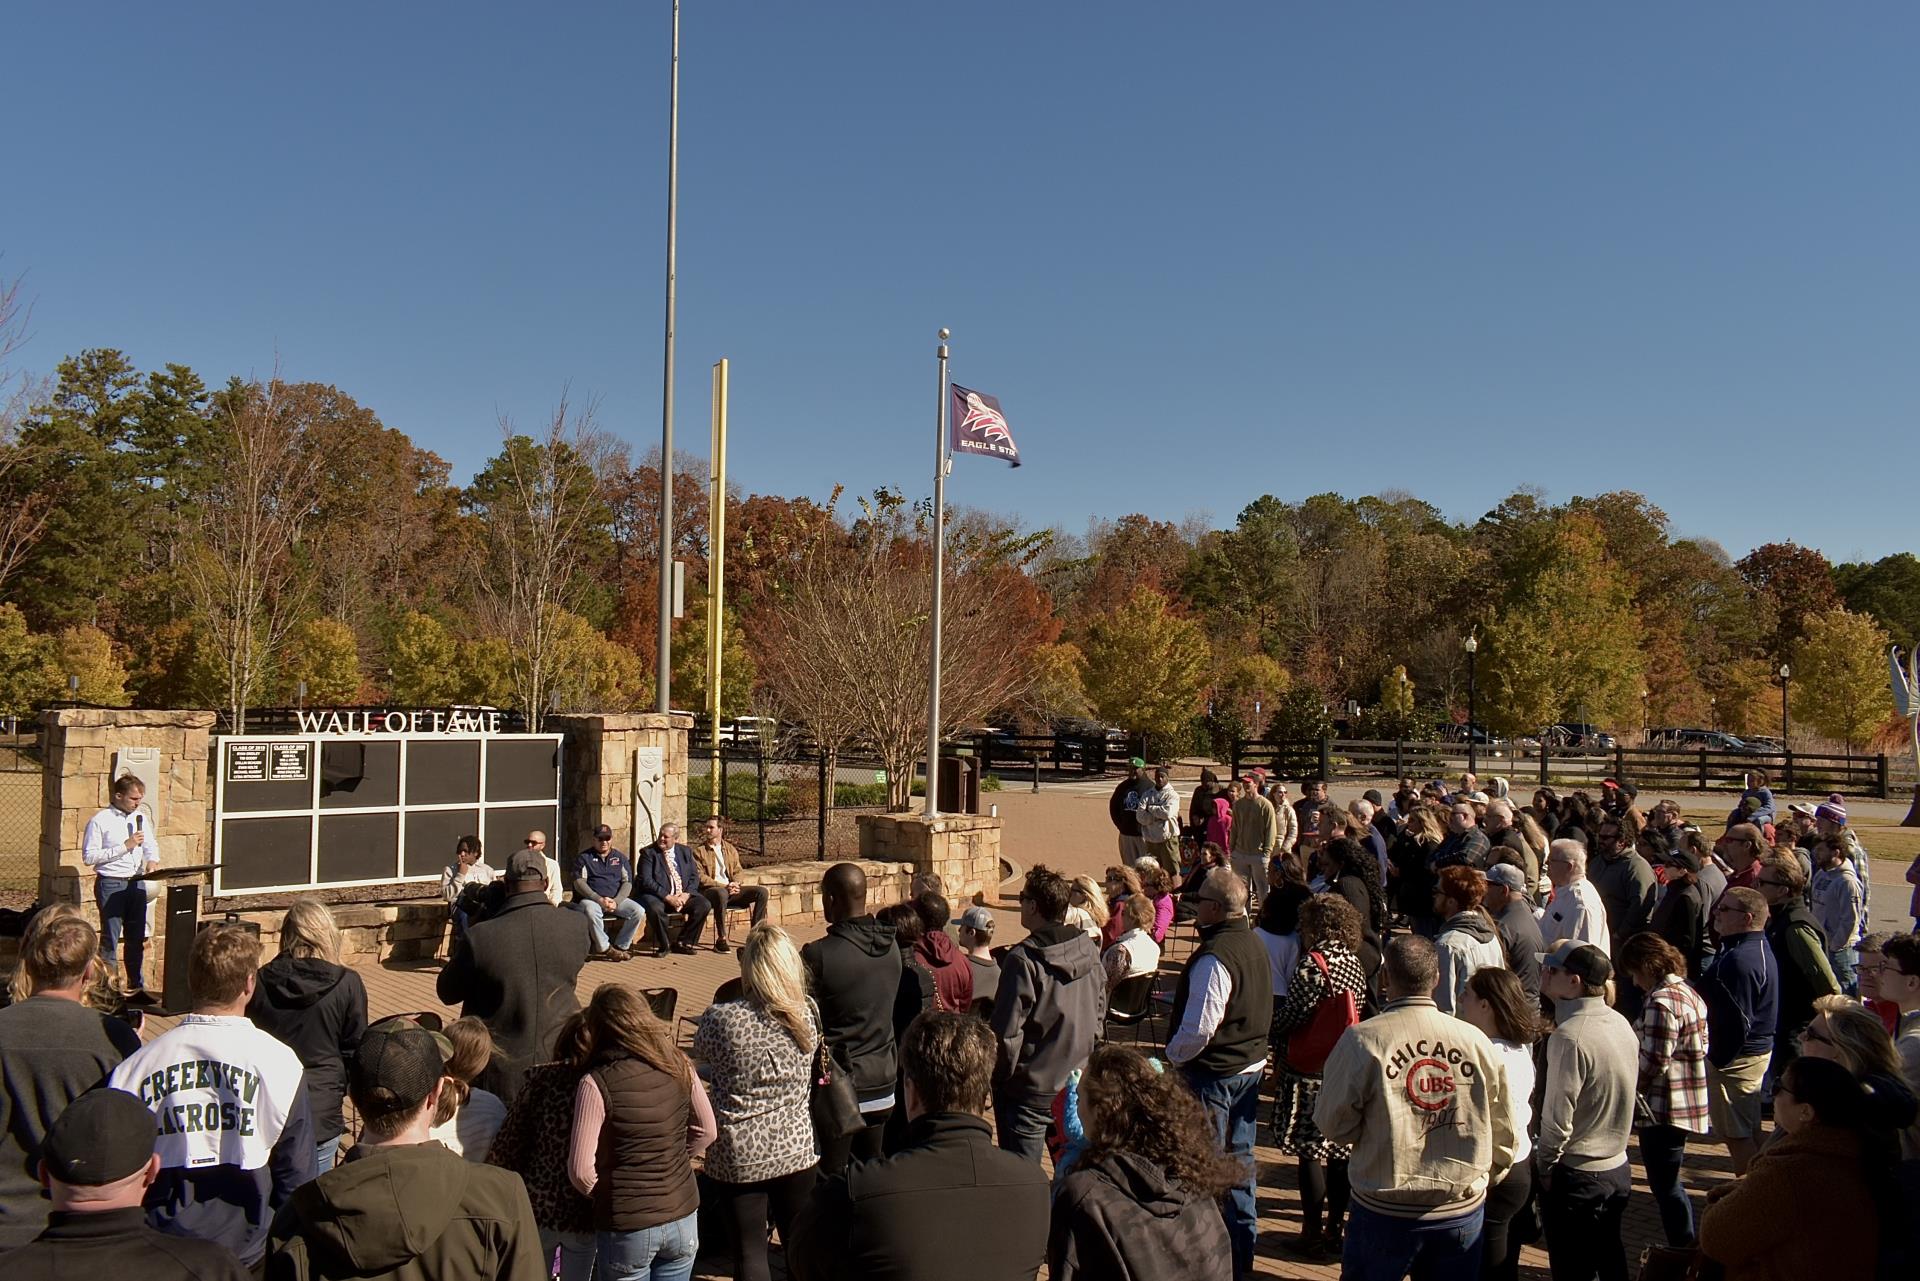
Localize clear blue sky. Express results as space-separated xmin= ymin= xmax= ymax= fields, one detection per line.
xmin=8 ymin=3 xmax=1917 ymax=562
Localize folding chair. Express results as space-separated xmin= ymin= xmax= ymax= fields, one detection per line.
xmin=1101 ymin=971 xmax=1158 ymax=1046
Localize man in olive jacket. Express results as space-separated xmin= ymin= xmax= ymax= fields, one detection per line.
xmin=267 ymin=1021 xmax=543 ymax=1280
xmin=789 ymin=1013 xmax=1048 ymax=1281
xmin=437 ymin=850 xmax=591 ymax=1102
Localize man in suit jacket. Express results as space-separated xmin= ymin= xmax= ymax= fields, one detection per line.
xmin=436 ymin=849 xmax=592 ymax=1101
xmin=636 ymin=822 xmax=711 ymax=958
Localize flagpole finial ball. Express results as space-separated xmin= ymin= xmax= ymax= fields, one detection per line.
xmin=938 ymin=328 xmax=950 ymax=341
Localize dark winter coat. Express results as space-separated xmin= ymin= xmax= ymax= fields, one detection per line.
xmin=1 ymin=1207 xmax=249 ymax=1281
xmin=788 ymin=1112 xmax=1048 ymax=1281
xmin=247 ymin=956 xmax=367 ymax=1144
xmin=436 ymin=891 xmax=592 ymax=1102
xmin=1049 ymin=1150 xmax=1233 ymax=1281
xmin=265 ymin=1141 xmax=544 ymax=1281
xmin=990 ymin=924 xmax=1107 ymax=1101
xmin=801 ymin=916 xmax=904 ymax=1106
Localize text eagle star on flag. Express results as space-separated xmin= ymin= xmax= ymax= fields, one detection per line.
xmin=950 ymin=384 xmax=1020 ymax=467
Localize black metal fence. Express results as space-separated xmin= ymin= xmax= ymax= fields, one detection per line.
xmin=0 ymin=730 xmax=43 ymax=892
xmin=1231 ymin=737 xmax=1890 ymax=798
xmin=685 ymin=739 xmax=895 ymax=866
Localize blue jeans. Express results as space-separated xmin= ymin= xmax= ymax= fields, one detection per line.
xmin=94 ymin=876 xmax=148 ymax=988
xmin=598 ymin=1210 xmax=697 ymax=1281
xmin=1183 ymin=1066 xmax=1260 ymax=1276
xmin=993 ymin=1088 xmax=1054 ymax=1164
xmin=1828 ymin=947 xmax=1857 ymax=997
xmin=1342 ymin=1199 xmax=1485 ymax=1281
xmin=1638 ymin=1124 xmax=1694 ymax=1247
xmin=572 ymin=897 xmax=645 ymax=952
xmin=314 ymin=1136 xmax=342 ymax=1174
xmin=540 ymin=1228 xmax=597 ymax=1281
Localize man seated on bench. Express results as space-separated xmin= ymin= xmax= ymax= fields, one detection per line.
xmin=638 ymin=822 xmax=710 ymax=958
xmin=569 ymin=824 xmax=645 ymax=961
xmin=692 ymin=816 xmax=769 ymax=955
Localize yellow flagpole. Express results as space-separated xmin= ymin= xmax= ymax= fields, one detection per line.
xmin=707 ymin=358 xmax=728 ymax=815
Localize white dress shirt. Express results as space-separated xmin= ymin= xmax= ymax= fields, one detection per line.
xmin=1166 ymin=954 xmax=1265 ymax=1076
xmin=82 ymin=803 xmax=159 ymax=879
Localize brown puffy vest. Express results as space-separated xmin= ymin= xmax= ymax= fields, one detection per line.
xmin=588 ymin=1056 xmax=697 ymax=1231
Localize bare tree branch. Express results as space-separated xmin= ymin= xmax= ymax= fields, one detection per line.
xmin=179 ymin=374 xmax=325 ymax=727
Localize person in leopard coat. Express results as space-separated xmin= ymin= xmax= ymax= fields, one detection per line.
xmin=692 ymin=924 xmax=822 ymax=1281
xmin=1270 ymin=894 xmax=1369 ymax=1262
xmin=485 ymin=1011 xmax=597 ymax=1281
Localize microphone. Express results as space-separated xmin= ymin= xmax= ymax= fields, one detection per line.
xmin=135 ymin=813 xmax=144 ymax=835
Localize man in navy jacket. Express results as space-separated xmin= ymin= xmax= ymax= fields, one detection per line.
xmin=637 ymin=822 xmax=711 ymax=957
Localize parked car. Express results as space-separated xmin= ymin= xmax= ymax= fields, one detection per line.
xmin=1539 ymin=722 xmax=1617 ymax=752
xmin=1647 ymin=727 xmax=1759 ymax=753
xmin=1439 ymin=723 xmax=1505 ymax=755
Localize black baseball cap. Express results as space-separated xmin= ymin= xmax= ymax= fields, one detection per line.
xmin=594 ymin=824 xmax=614 ymax=841
xmin=1542 ymin=940 xmax=1613 ymax=986
xmin=505 ymin=848 xmax=548 ymax=882
xmin=350 ymin=1020 xmax=450 ymax=1120
xmin=41 ymin=1089 xmax=156 ymax=1186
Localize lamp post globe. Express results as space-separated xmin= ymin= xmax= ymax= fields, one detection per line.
xmin=1463 ymin=632 xmax=1479 ymax=776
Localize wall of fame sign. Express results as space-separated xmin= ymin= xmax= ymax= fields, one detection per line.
xmin=212 ymin=729 xmax=562 ymax=895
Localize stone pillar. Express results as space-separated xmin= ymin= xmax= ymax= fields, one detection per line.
xmin=39 ymin=709 xmax=216 ymax=990
xmin=549 ymin=712 xmax=692 ymax=862
xmin=856 ymin=812 xmax=1005 ymax=904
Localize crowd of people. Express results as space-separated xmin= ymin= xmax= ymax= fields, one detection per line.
xmin=2 ymin=763 xmax=1919 ymax=1279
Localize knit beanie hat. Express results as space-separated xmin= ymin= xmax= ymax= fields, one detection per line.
xmin=1815 ymin=794 xmax=1849 ymax=826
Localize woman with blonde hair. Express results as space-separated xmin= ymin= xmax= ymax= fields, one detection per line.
xmin=1066 ymin=876 xmax=1108 ymax=943
xmin=693 ymin=923 xmax=820 ymax=1281
xmin=428 ymin=1015 xmax=508 ymax=1160
xmin=573 ymin=984 xmax=715 ymax=1280
xmin=246 ymin=896 xmax=366 ymax=1171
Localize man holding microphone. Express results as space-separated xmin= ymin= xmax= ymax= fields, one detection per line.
xmin=82 ymin=773 xmax=160 ymax=998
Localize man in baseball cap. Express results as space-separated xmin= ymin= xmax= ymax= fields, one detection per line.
xmin=1536 ymin=940 xmax=1638 ymax=1281
xmin=1 ymin=1088 xmax=249 ymax=1278
xmin=265 ymin=1019 xmax=542 ymax=1280
xmin=956 ymin=905 xmax=1000 ymax=1007
xmin=1484 ymin=862 xmax=1543 ymax=1004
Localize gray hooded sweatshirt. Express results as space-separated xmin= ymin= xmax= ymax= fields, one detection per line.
xmin=1435 ymin=910 xmax=1505 ymax=1015
xmin=990 ymin=923 xmax=1107 ymax=1100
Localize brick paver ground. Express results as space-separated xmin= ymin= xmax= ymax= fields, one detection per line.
xmin=158 ymin=782 xmax=1838 ymax=1278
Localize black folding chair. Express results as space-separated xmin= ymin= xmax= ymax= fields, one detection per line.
xmin=1101 ymin=971 xmax=1158 ymax=1046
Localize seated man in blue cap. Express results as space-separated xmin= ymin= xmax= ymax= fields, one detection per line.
xmin=0 ymin=1087 xmax=249 ymax=1278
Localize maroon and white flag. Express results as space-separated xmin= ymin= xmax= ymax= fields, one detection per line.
xmin=950 ymin=384 xmax=1020 ymax=467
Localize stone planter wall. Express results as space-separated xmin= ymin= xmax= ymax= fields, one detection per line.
xmin=856 ymin=812 xmax=1003 ymax=903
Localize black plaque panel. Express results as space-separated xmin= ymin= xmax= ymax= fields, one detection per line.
xmin=221 ymin=741 xmax=314 ymax=813
xmin=487 ymin=739 xmax=560 ymax=803
xmin=319 ymin=741 xmax=400 ymax=809
xmin=317 ymin=811 xmax=399 ymax=884
xmin=406 ymin=740 xmax=481 ymax=806
xmin=484 ymin=803 xmax=561 ymax=868
xmin=219 ymin=816 xmax=313 ymax=890
xmin=404 ymin=808 xmax=479 ymax=879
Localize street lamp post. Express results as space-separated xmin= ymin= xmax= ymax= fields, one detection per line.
xmin=1641 ymin=688 xmax=1649 ymax=742
xmin=1463 ymin=631 xmax=1479 ymax=777
xmin=1779 ymin=663 xmax=1791 ymax=746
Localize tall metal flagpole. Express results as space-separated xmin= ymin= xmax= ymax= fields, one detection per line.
xmin=655 ymin=0 xmax=681 ymax=712
xmin=923 ymin=328 xmax=951 ymax=818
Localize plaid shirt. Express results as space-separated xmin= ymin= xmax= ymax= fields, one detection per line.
xmin=1637 ymin=975 xmax=1710 ymax=1133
